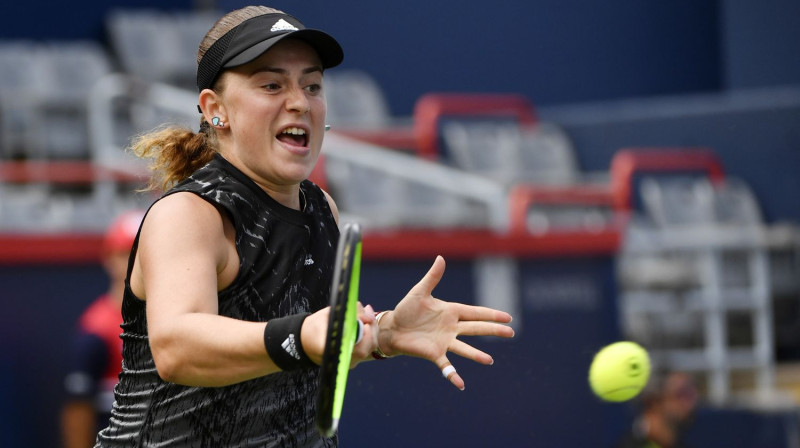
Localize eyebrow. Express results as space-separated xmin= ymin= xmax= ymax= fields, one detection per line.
xmin=251 ymin=66 xmax=324 ymax=76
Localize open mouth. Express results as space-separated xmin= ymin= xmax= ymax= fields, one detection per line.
xmin=277 ymin=126 xmax=308 ymax=148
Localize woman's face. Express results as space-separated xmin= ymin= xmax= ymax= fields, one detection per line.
xmin=217 ymin=38 xmax=326 ymax=191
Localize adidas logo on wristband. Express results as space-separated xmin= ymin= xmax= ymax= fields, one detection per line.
xmin=282 ymin=334 xmax=301 ymax=360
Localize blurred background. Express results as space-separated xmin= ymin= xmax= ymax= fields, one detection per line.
xmin=1 ymin=0 xmax=800 ymax=446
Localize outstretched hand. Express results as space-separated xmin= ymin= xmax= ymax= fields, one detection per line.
xmin=377 ymin=256 xmax=514 ymax=390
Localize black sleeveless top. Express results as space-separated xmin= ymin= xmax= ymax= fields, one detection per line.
xmin=96 ymin=154 xmax=339 ymax=448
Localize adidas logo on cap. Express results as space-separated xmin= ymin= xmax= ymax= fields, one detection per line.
xmin=271 ymin=19 xmax=299 ymax=32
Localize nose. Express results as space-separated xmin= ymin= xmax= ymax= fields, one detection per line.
xmin=285 ymin=85 xmax=310 ymax=114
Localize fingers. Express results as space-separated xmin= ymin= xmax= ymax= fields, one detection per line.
xmin=413 ymin=255 xmax=446 ymax=295
xmin=451 ymin=302 xmax=513 ymax=324
xmin=351 ymin=317 xmax=377 ymax=367
xmin=434 ymin=339 xmax=503 ymax=390
xmin=437 ymin=357 xmax=465 ymax=391
xmin=449 ymin=339 xmax=494 ymax=365
xmin=357 ymin=303 xmax=376 ymax=325
xmin=354 ymin=303 xmax=376 ymax=350
xmin=457 ymin=321 xmax=515 ymax=339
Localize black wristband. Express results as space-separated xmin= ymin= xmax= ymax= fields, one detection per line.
xmin=264 ymin=313 xmax=317 ymax=371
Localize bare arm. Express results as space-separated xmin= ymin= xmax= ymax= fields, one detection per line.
xmin=134 ymin=193 xmax=335 ymax=386
xmin=134 ymin=192 xmax=507 ymax=389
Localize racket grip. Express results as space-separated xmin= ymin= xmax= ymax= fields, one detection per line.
xmin=355 ymin=320 xmax=364 ymax=345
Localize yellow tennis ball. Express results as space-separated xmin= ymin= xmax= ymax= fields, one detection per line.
xmin=588 ymin=341 xmax=651 ymax=402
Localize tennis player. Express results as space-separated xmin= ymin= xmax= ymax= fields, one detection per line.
xmin=95 ymin=6 xmax=513 ymax=447
xmin=615 ymin=370 xmax=698 ymax=448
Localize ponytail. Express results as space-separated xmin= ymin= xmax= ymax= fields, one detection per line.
xmin=131 ymin=119 xmax=218 ymax=192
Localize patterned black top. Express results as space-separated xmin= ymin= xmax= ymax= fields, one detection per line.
xmin=96 ymin=154 xmax=339 ymax=448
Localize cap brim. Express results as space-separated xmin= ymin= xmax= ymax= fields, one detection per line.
xmin=223 ymin=29 xmax=344 ymax=69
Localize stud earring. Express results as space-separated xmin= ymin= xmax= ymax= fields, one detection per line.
xmin=211 ymin=117 xmax=224 ymax=127
xmin=324 ymin=124 xmax=331 ymax=132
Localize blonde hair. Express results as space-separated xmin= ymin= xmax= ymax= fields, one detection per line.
xmin=132 ymin=6 xmax=284 ymax=192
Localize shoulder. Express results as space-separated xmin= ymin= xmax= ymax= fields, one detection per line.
xmin=322 ymin=189 xmax=339 ymax=225
xmin=138 ymin=192 xmax=233 ymax=274
xmin=154 ymin=190 xmax=227 ymax=218
xmin=302 ymin=180 xmax=339 ymax=225
xmin=145 ymin=192 xmax=225 ymax=237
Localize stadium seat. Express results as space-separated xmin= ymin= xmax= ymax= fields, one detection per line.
xmin=0 ymin=183 xmax=52 ymax=231
xmin=321 ymin=133 xmax=500 ymax=230
xmin=441 ymin=120 xmax=578 ymax=185
xmin=0 ymin=41 xmax=112 ymax=160
xmin=640 ymin=176 xmax=716 ymax=227
xmin=171 ymin=11 xmax=221 ymax=87
xmin=106 ymin=10 xmax=218 ymax=89
xmin=325 ymin=69 xmax=392 ymax=128
xmin=35 ymin=41 xmax=113 ymax=159
xmin=324 ymin=156 xmax=487 ymax=230
xmin=508 ymin=184 xmax=616 ymax=235
xmin=713 ymin=178 xmax=764 ymax=226
xmin=609 ymin=147 xmax=725 ymax=213
xmin=412 ymin=92 xmax=538 ymax=160
xmin=106 ymin=10 xmax=166 ymax=82
xmin=0 ymin=41 xmax=44 ymax=159
xmin=324 ymin=158 xmax=405 ymax=228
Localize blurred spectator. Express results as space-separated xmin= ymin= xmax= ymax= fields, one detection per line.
xmin=616 ymin=370 xmax=699 ymax=448
xmin=60 ymin=210 xmax=144 ymax=448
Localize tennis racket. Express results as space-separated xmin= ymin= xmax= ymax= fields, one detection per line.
xmin=316 ymin=222 xmax=363 ymax=437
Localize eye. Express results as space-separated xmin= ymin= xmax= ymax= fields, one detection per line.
xmin=305 ymin=83 xmax=322 ymax=94
xmin=263 ymin=82 xmax=281 ymax=92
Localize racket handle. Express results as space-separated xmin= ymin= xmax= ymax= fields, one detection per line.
xmin=355 ymin=320 xmax=364 ymax=345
